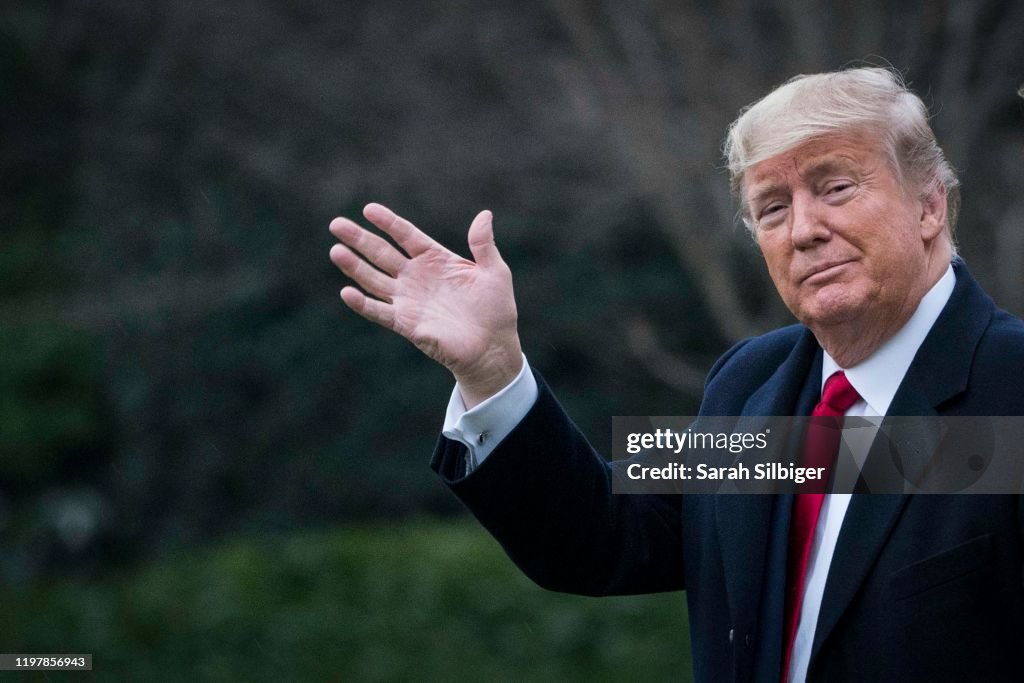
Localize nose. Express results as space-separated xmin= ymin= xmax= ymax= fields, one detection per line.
xmin=789 ymin=190 xmax=830 ymax=249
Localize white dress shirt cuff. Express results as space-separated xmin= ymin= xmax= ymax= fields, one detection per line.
xmin=441 ymin=354 xmax=538 ymax=472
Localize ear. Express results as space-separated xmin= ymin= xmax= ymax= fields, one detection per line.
xmin=919 ymin=181 xmax=947 ymax=244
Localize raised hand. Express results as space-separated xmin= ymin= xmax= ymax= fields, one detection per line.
xmin=329 ymin=203 xmax=523 ymax=408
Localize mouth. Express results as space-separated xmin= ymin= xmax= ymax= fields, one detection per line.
xmin=799 ymin=260 xmax=854 ymax=284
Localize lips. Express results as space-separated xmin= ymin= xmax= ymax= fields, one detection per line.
xmin=799 ymin=260 xmax=854 ymax=284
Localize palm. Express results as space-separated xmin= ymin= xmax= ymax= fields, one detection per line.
xmin=388 ymin=249 xmax=503 ymax=364
xmin=329 ymin=204 xmax=521 ymax=402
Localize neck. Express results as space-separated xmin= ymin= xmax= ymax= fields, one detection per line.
xmin=815 ymin=311 xmax=913 ymax=368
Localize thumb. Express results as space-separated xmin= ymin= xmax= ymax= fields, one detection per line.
xmin=467 ymin=210 xmax=501 ymax=267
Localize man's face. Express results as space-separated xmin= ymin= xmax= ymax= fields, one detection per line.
xmin=745 ymin=131 xmax=944 ymax=334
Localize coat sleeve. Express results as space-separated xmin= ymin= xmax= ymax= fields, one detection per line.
xmin=431 ymin=369 xmax=685 ymax=596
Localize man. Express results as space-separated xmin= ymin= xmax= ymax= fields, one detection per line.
xmin=329 ymin=68 xmax=1024 ymax=681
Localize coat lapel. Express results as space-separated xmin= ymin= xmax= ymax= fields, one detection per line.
xmin=715 ymin=329 xmax=821 ymax=669
xmin=809 ymin=263 xmax=996 ymax=664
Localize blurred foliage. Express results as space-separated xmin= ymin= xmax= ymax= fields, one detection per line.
xmin=0 ymin=323 xmax=105 ymax=483
xmin=2 ymin=0 xmax=1021 ymax=675
xmin=2 ymin=0 xmax=720 ymax=577
xmin=0 ymin=519 xmax=692 ymax=682
xmin=1 ymin=0 xmax=1022 ymax=589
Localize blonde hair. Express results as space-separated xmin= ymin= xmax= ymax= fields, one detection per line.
xmin=724 ymin=67 xmax=960 ymax=247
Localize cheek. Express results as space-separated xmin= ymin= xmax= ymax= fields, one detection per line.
xmin=758 ymin=239 xmax=791 ymax=282
xmin=764 ymin=260 xmax=789 ymax=293
xmin=760 ymin=253 xmax=800 ymax=310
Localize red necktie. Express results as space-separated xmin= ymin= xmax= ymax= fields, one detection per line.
xmin=781 ymin=371 xmax=861 ymax=681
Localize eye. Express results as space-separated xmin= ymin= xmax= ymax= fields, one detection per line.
xmin=755 ymin=202 xmax=787 ymax=229
xmin=825 ymin=181 xmax=854 ymax=195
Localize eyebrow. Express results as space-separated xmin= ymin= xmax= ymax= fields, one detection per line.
xmin=747 ymin=184 xmax=787 ymax=210
xmin=801 ymin=157 xmax=858 ymax=181
xmin=747 ymin=156 xmax=860 ymax=209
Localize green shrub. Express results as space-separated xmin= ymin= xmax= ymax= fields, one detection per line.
xmin=0 ymin=519 xmax=691 ymax=682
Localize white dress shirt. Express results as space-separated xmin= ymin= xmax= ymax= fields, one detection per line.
xmin=444 ymin=266 xmax=957 ymax=682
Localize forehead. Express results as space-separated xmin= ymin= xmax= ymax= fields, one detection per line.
xmin=744 ymin=132 xmax=887 ymax=196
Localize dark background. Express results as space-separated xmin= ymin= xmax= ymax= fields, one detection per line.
xmin=2 ymin=1 xmax=1022 ymax=679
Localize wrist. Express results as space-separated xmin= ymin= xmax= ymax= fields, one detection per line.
xmin=455 ymin=342 xmax=523 ymax=409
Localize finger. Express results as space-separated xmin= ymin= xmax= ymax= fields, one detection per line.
xmin=362 ymin=203 xmax=437 ymax=257
xmin=329 ymin=216 xmax=406 ymax=276
xmin=340 ymin=286 xmax=396 ymax=330
xmin=467 ymin=210 xmax=500 ymax=268
xmin=330 ymin=243 xmax=395 ymax=301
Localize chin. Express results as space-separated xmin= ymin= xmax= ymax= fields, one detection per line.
xmin=795 ymin=290 xmax=867 ymax=328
